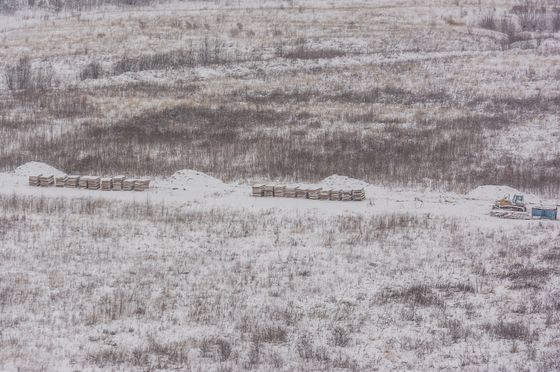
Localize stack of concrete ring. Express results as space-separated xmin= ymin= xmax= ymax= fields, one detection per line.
xmin=28 ymin=174 xmax=150 ymax=192
xmin=252 ymin=184 xmax=365 ymax=201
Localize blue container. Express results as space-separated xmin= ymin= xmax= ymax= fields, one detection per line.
xmin=532 ymin=207 xmax=558 ymax=220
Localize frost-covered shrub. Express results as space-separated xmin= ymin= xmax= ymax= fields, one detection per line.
xmin=552 ymin=11 xmax=560 ymax=32
xmin=484 ymin=320 xmax=536 ymax=341
xmin=380 ymin=284 xmax=444 ymax=308
xmin=478 ymin=12 xmax=497 ymax=30
xmin=512 ymin=2 xmax=548 ymax=31
xmin=4 ymin=56 xmax=54 ymax=91
xmin=5 ymin=56 xmax=32 ymax=90
xmin=80 ymin=61 xmax=103 ymax=80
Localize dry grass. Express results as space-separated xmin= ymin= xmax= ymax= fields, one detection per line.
xmin=1 ymin=3 xmax=560 ymax=369
xmin=0 ymin=193 xmax=559 ymax=370
xmin=0 ymin=1 xmax=559 ymax=195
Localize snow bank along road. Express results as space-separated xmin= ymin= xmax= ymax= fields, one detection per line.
xmin=3 ymin=162 xmax=558 ymax=229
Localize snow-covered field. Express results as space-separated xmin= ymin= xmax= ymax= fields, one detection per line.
xmin=1 ymin=162 xmax=559 ymax=371
xmin=1 ymin=0 xmax=560 ymax=370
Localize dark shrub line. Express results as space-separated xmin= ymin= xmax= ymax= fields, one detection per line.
xmin=4 ymin=101 xmax=558 ymax=195
xmin=112 ymin=38 xmax=260 ymax=75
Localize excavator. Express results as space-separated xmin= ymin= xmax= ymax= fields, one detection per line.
xmin=492 ymin=194 xmax=527 ymax=212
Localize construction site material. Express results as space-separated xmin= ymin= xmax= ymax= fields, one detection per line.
xmin=308 ymin=187 xmax=322 ymax=200
xmin=330 ymin=190 xmax=341 ymax=201
xmin=55 ymin=175 xmax=68 ymax=187
xmin=273 ymin=185 xmax=286 ymax=197
xmin=123 ymin=179 xmax=136 ymax=191
xmin=112 ymin=176 xmax=125 ymax=191
xmin=134 ymin=179 xmax=150 ymax=191
xmin=250 ymin=182 xmax=366 ymax=202
xmin=341 ymin=190 xmax=353 ymax=201
xmin=296 ymin=187 xmax=308 ymax=199
xmin=352 ymin=189 xmax=365 ymax=201
xmin=252 ymin=184 xmax=264 ymax=197
xmin=285 ymin=186 xmax=297 ymax=198
xmin=29 ymin=174 xmax=41 ymax=186
xmin=66 ymin=175 xmax=80 ymax=188
xmin=39 ymin=175 xmax=54 ymax=187
xmin=531 ymin=207 xmax=558 ymax=220
xmin=79 ymin=176 xmax=89 ymax=189
xmin=87 ymin=177 xmax=100 ymax=190
xmin=101 ymin=178 xmax=112 ymax=191
xmin=263 ymin=185 xmax=274 ymax=197
xmin=490 ymin=200 xmax=558 ymax=221
xmin=26 ymin=171 xmax=148 ymax=192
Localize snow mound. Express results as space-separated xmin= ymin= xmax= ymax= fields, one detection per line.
xmin=320 ymin=174 xmax=370 ymax=190
xmin=159 ymin=169 xmax=224 ymax=189
xmin=15 ymin=162 xmax=66 ymax=176
xmin=466 ymin=185 xmax=538 ymax=203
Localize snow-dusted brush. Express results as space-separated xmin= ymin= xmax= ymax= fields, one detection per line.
xmin=2 ymin=169 xmax=560 ymax=370
xmin=2 ymin=0 xmax=560 ymax=370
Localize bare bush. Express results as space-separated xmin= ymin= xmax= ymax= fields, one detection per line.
xmin=483 ymin=320 xmax=536 ymax=341
xmin=235 ymin=85 xmax=450 ymax=106
xmin=114 ymin=49 xmax=195 ymax=75
xmin=478 ymin=13 xmax=519 ymax=44
xmin=436 ymin=282 xmax=476 ymax=294
xmin=146 ymin=336 xmax=189 ymax=365
xmin=80 ymin=61 xmax=103 ymax=80
xmin=539 ymin=351 xmax=560 ymax=371
xmin=5 ymin=57 xmax=32 ymax=91
xmin=15 ymin=90 xmax=92 ymax=119
xmin=5 ymin=57 xmax=54 ymax=92
xmin=442 ymin=318 xmax=470 ymax=343
xmin=0 ymin=215 xmax=19 ymax=237
xmin=542 ymin=249 xmax=560 ymax=262
xmin=331 ymin=326 xmax=351 ymax=347
xmin=112 ymin=40 xmax=254 ymax=75
xmin=478 ymin=12 xmax=497 ymax=30
xmin=87 ymin=348 xmax=127 ymax=367
xmin=552 ymin=10 xmax=560 ymax=31
xmin=380 ymin=284 xmax=444 ymax=308
xmin=498 ymin=17 xmax=519 ymax=43
xmin=296 ymin=333 xmax=328 ymax=363
xmin=252 ymin=325 xmax=288 ymax=344
xmin=500 ymin=264 xmax=550 ymax=289
xmin=87 ymin=337 xmax=189 ymax=368
xmin=216 ymin=339 xmax=232 ymax=361
xmin=0 ymin=0 xmax=19 ymax=13
xmin=283 ymin=48 xmax=346 ymax=60
xmin=512 ymin=1 xmax=548 ymax=31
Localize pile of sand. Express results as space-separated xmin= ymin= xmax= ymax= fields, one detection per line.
xmin=14 ymin=162 xmax=66 ymax=177
xmin=157 ymin=169 xmax=225 ymax=190
xmin=466 ymin=185 xmax=538 ymax=204
xmin=320 ymin=174 xmax=370 ymax=190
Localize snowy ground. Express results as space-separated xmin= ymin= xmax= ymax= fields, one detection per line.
xmin=1 ymin=162 xmax=559 ymax=371
xmin=4 ymin=162 xmax=558 ymax=224
xmin=2 ymin=0 xmax=560 ymax=370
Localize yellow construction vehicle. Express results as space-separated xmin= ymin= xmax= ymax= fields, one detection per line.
xmin=492 ymin=194 xmax=527 ymax=212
